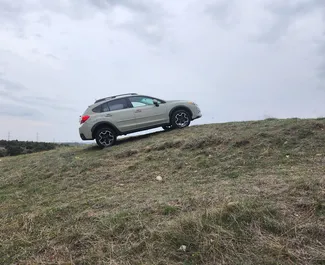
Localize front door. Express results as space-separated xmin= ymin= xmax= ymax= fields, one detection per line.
xmin=127 ymin=96 xmax=169 ymax=129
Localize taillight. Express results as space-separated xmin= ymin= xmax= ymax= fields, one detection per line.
xmin=80 ymin=115 xmax=90 ymax=124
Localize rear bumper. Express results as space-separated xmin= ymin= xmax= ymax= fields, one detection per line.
xmin=79 ymin=123 xmax=93 ymax=140
xmin=80 ymin=133 xmax=87 ymax=140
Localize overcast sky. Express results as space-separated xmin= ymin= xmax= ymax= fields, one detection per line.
xmin=0 ymin=0 xmax=325 ymax=142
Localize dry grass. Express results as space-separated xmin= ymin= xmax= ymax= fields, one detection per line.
xmin=1 ymin=118 xmax=325 ymax=264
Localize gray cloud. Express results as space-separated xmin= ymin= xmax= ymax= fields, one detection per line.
xmin=0 ymin=0 xmax=167 ymax=45
xmin=45 ymin=53 xmax=60 ymax=60
xmin=0 ymin=1 xmax=23 ymax=21
xmin=79 ymin=0 xmax=167 ymax=45
xmin=0 ymin=90 xmax=76 ymax=112
xmin=117 ymin=20 xmax=165 ymax=46
xmin=0 ymin=1 xmax=35 ymax=25
xmin=0 ymin=1 xmax=34 ymax=38
xmin=28 ymin=48 xmax=59 ymax=61
xmin=0 ymin=76 xmax=76 ymax=112
xmin=0 ymin=75 xmax=28 ymax=91
xmin=249 ymin=1 xmax=325 ymax=84
xmin=86 ymin=0 xmax=150 ymax=13
xmin=316 ymin=38 xmax=325 ymax=80
xmin=256 ymin=0 xmax=325 ymax=43
xmin=206 ymin=0 xmax=325 ymax=42
xmin=205 ymin=0 xmax=239 ymax=29
xmin=0 ymin=103 xmax=43 ymax=119
xmin=37 ymin=14 xmax=51 ymax=27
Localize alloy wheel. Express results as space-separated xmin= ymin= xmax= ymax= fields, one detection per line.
xmin=175 ymin=112 xmax=190 ymax=127
xmin=98 ymin=130 xmax=115 ymax=147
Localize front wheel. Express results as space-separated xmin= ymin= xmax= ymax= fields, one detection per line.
xmin=171 ymin=109 xmax=191 ymax=129
xmin=95 ymin=127 xmax=117 ymax=148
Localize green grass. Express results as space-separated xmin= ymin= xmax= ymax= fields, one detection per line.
xmin=0 ymin=118 xmax=325 ymax=264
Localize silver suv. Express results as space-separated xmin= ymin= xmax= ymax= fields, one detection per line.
xmin=79 ymin=93 xmax=202 ymax=147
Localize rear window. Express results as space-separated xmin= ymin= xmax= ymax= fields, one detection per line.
xmin=92 ymin=105 xmax=102 ymax=113
xmin=92 ymin=98 xmax=129 ymax=113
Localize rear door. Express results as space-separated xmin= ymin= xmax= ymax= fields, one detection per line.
xmin=127 ymin=96 xmax=169 ymax=129
xmin=96 ymin=98 xmax=137 ymax=132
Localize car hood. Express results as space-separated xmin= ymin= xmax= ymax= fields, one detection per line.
xmin=165 ymin=100 xmax=188 ymax=103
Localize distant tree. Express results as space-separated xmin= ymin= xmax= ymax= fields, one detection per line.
xmin=0 ymin=140 xmax=61 ymax=157
xmin=6 ymin=145 xmax=23 ymax=156
xmin=0 ymin=147 xmax=7 ymax=157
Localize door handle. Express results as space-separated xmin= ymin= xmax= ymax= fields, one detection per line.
xmin=135 ymin=109 xmax=142 ymax=113
xmin=105 ymin=114 xmax=112 ymax=117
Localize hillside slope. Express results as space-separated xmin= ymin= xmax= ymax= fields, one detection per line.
xmin=1 ymin=118 xmax=325 ymax=265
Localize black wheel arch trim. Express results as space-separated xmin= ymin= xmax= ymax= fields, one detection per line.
xmin=91 ymin=122 xmax=121 ymax=138
xmin=169 ymin=106 xmax=193 ymax=119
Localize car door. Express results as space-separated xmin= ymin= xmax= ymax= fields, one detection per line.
xmin=98 ymin=98 xmax=137 ymax=132
xmin=127 ymin=96 xmax=169 ymax=129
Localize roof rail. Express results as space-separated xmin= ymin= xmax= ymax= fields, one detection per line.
xmin=94 ymin=93 xmax=138 ymax=103
xmin=111 ymin=93 xmax=138 ymax=99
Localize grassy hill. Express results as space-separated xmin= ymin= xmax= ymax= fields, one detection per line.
xmin=0 ymin=118 xmax=324 ymax=265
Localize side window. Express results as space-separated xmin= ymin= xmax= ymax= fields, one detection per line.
xmin=106 ymin=98 xmax=129 ymax=112
xmin=102 ymin=103 xmax=110 ymax=112
xmin=129 ymin=96 xmax=161 ymax=108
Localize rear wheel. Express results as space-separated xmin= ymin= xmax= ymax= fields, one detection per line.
xmin=171 ymin=109 xmax=191 ymax=129
xmin=95 ymin=127 xmax=117 ymax=148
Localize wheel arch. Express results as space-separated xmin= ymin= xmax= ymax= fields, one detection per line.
xmin=169 ymin=106 xmax=193 ymax=120
xmin=91 ymin=122 xmax=121 ymax=139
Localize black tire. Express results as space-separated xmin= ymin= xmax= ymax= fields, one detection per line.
xmin=95 ymin=127 xmax=117 ymax=148
xmin=171 ymin=109 xmax=191 ymax=129
xmin=162 ymin=125 xmax=173 ymax=131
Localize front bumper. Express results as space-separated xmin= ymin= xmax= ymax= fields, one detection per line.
xmin=193 ymin=112 xmax=202 ymax=120
xmin=191 ymin=105 xmax=202 ymax=120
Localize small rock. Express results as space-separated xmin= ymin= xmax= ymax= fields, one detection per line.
xmin=286 ymin=155 xmax=290 ymax=158
xmin=87 ymin=211 xmax=96 ymax=217
xmin=227 ymin=201 xmax=239 ymax=208
xmin=179 ymin=245 xmax=186 ymax=252
xmin=156 ymin=176 xmax=163 ymax=181
xmin=253 ymin=186 xmax=260 ymax=192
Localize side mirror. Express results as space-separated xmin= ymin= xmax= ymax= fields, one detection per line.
xmin=153 ymin=99 xmax=159 ymax=107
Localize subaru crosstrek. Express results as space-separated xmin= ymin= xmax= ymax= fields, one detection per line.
xmin=79 ymin=93 xmax=202 ymax=147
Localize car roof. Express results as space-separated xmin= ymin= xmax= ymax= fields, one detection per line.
xmin=94 ymin=93 xmax=138 ymax=104
xmin=88 ymin=93 xmax=166 ymax=110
